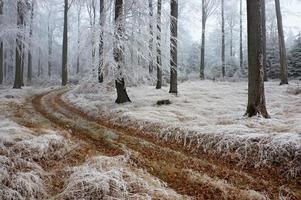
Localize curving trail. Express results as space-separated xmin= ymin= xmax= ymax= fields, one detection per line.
xmin=27 ymin=89 xmax=300 ymax=200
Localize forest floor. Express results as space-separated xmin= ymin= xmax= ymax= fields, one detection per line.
xmin=1 ymin=80 xmax=301 ymax=199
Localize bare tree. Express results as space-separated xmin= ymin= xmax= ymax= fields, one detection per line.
xmin=98 ymin=0 xmax=104 ymax=83
xmin=0 ymin=0 xmax=3 ymax=84
xmin=245 ymin=0 xmax=269 ymax=118
xmin=200 ymin=0 xmax=217 ymax=79
xmin=27 ymin=0 xmax=34 ymax=84
xmin=262 ymin=0 xmax=268 ymax=81
xmin=114 ymin=0 xmax=131 ymax=103
xmin=156 ymin=0 xmax=162 ymax=89
xmin=169 ymin=0 xmax=178 ymax=94
xmin=62 ymin=0 xmax=68 ymax=86
xmin=148 ymin=0 xmax=154 ymax=74
xmin=221 ymin=0 xmax=225 ymax=77
xmin=14 ymin=0 xmax=25 ymax=89
xmin=275 ymin=0 xmax=288 ymax=85
xmin=239 ymin=0 xmax=243 ymax=71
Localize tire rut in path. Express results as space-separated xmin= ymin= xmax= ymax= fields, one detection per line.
xmin=32 ymin=89 xmax=301 ymax=200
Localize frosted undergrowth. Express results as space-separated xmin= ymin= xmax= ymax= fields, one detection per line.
xmin=57 ymin=155 xmax=187 ymax=200
xmin=0 ymin=119 xmax=72 ymax=200
xmin=67 ymin=80 xmax=301 ymax=178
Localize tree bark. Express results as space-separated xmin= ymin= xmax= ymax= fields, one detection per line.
xmin=156 ymin=0 xmax=162 ymax=89
xmin=239 ymin=0 xmax=243 ymax=71
xmin=275 ymin=0 xmax=288 ymax=85
xmin=200 ymin=0 xmax=206 ymax=79
xmin=221 ymin=0 xmax=225 ymax=77
xmin=246 ymin=0 xmax=269 ymax=118
xmin=169 ymin=0 xmax=178 ymax=94
xmin=76 ymin=3 xmax=81 ymax=75
xmin=14 ymin=1 xmax=24 ymax=89
xmin=0 ymin=0 xmax=3 ymax=84
xmin=27 ymin=0 xmax=34 ymax=84
xmin=62 ymin=0 xmax=68 ymax=86
xmin=48 ymin=17 xmax=52 ymax=77
xmin=98 ymin=0 xmax=104 ymax=83
xmin=262 ymin=0 xmax=268 ymax=81
xmin=148 ymin=0 xmax=154 ymax=74
xmin=114 ymin=0 xmax=131 ymax=104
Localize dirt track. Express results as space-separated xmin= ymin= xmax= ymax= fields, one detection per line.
xmin=11 ymin=89 xmax=301 ymax=199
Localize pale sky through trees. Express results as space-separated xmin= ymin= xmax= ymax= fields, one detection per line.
xmin=185 ymin=0 xmax=301 ymax=41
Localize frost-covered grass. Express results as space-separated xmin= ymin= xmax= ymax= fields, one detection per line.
xmin=57 ymin=155 xmax=187 ymax=200
xmin=67 ymin=80 xmax=301 ymax=178
xmin=0 ymin=118 xmax=70 ymax=200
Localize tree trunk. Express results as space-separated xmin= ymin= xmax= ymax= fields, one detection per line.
xmin=48 ymin=20 xmax=52 ymax=77
xmin=114 ymin=0 xmax=131 ymax=104
xmin=275 ymin=0 xmax=288 ymax=85
xmin=62 ymin=0 xmax=68 ymax=86
xmin=38 ymin=48 xmax=41 ymax=77
xmin=77 ymin=4 xmax=81 ymax=75
xmin=14 ymin=1 xmax=24 ymax=89
xmin=200 ymin=0 xmax=206 ymax=79
xmin=98 ymin=0 xmax=104 ymax=83
xmin=156 ymin=0 xmax=162 ymax=89
xmin=27 ymin=1 xmax=34 ymax=84
xmin=239 ymin=0 xmax=243 ymax=71
xmin=148 ymin=0 xmax=154 ymax=74
xmin=246 ymin=0 xmax=269 ymax=118
xmin=262 ymin=0 xmax=268 ymax=81
xmin=91 ymin=2 xmax=96 ymax=72
xmin=230 ymin=27 xmax=233 ymax=57
xmin=0 ymin=0 xmax=3 ymax=84
xmin=169 ymin=0 xmax=178 ymax=94
xmin=221 ymin=0 xmax=225 ymax=77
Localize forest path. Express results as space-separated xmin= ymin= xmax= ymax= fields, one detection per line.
xmin=13 ymin=88 xmax=301 ymax=200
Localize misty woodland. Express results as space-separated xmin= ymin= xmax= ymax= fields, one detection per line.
xmin=0 ymin=0 xmax=301 ymax=199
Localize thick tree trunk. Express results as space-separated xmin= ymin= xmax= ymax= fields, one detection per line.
xmin=27 ymin=1 xmax=34 ymax=84
xmin=246 ymin=0 xmax=269 ymax=118
xmin=14 ymin=1 xmax=24 ymax=89
xmin=114 ymin=0 xmax=131 ymax=104
xmin=62 ymin=0 xmax=68 ymax=86
xmin=0 ymin=0 xmax=3 ymax=84
xmin=262 ymin=0 xmax=268 ymax=81
xmin=221 ymin=0 xmax=225 ymax=77
xmin=239 ymin=0 xmax=243 ymax=71
xmin=148 ymin=0 xmax=154 ymax=74
xmin=156 ymin=0 xmax=162 ymax=89
xmin=200 ymin=0 xmax=206 ymax=79
xmin=98 ymin=0 xmax=104 ymax=83
xmin=169 ymin=0 xmax=178 ymax=94
xmin=275 ymin=0 xmax=288 ymax=85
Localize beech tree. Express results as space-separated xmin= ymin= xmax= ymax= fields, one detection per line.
xmin=14 ymin=0 xmax=26 ymax=89
xmin=27 ymin=0 xmax=34 ymax=84
xmin=275 ymin=0 xmax=288 ymax=85
xmin=262 ymin=0 xmax=268 ymax=81
xmin=200 ymin=0 xmax=217 ymax=79
xmin=0 ymin=0 xmax=3 ymax=84
xmin=98 ymin=0 xmax=104 ymax=83
xmin=169 ymin=0 xmax=178 ymax=94
xmin=221 ymin=0 xmax=225 ymax=77
xmin=148 ymin=0 xmax=154 ymax=74
xmin=62 ymin=0 xmax=68 ymax=86
xmin=239 ymin=0 xmax=243 ymax=71
xmin=156 ymin=0 xmax=162 ymax=89
xmin=114 ymin=0 xmax=131 ymax=103
xmin=246 ymin=0 xmax=269 ymax=118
